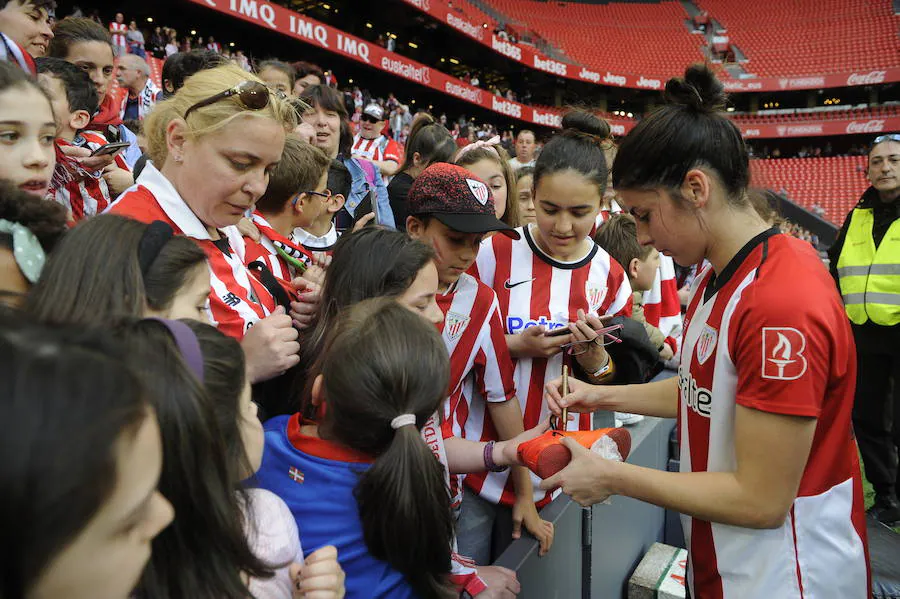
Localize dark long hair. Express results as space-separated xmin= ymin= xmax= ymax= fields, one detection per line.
xmin=182 ymin=320 xmax=254 ymax=485
xmin=399 ymin=114 xmax=457 ymax=174
xmin=534 ymin=109 xmax=612 ymax=197
xmin=0 ymin=314 xmax=150 ymax=598
xmin=295 ymin=227 xmax=434 ymax=416
xmin=315 ymin=298 xmax=454 ymax=599
xmin=119 ymin=319 xmax=271 ymax=599
xmin=28 ymin=215 xmax=207 ymax=326
xmin=613 ymin=64 xmax=750 ymax=207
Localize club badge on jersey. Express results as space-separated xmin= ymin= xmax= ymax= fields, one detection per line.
xmin=761 ymin=327 xmax=808 ymax=380
xmin=695 ymin=325 xmax=718 ymax=365
xmin=444 ymin=312 xmax=471 ymax=342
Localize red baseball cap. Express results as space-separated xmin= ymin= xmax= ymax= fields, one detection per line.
xmin=407 ymin=163 xmax=520 ymax=239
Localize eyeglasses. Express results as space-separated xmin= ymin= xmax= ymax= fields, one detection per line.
xmin=873 ymin=134 xmax=900 ymax=145
xmin=292 ymin=189 xmax=333 ymax=205
xmin=183 ymin=80 xmax=271 ymax=121
xmin=562 ymin=324 xmax=624 ymax=356
xmin=360 ymin=114 xmax=381 ymax=123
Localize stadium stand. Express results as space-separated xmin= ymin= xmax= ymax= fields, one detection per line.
xmin=697 ymin=0 xmax=900 ymax=77
xmin=481 ymin=0 xmax=707 ymax=77
xmin=752 ymin=156 xmax=870 ymax=225
xmin=733 ymin=105 xmax=900 ymax=127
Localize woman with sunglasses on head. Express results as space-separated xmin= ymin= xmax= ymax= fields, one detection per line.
xmin=544 ymin=65 xmax=870 ymax=598
xmin=109 ymin=64 xmax=303 ymax=385
xmin=298 ymin=84 xmax=395 ymax=231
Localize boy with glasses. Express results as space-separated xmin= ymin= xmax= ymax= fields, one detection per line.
xmin=242 ymin=134 xmax=336 ymax=281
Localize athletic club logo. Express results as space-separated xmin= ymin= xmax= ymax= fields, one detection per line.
xmin=586 ymin=285 xmax=607 ymax=312
xmin=445 ymin=312 xmax=471 ymax=341
xmin=288 ymin=466 xmax=305 ymax=484
xmin=761 ymin=327 xmax=808 ymax=380
xmin=695 ymin=325 xmax=718 ymax=365
xmin=466 ymin=178 xmax=490 ymax=205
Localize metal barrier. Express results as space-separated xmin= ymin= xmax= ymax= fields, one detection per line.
xmin=494 ymin=373 xmax=678 ymax=599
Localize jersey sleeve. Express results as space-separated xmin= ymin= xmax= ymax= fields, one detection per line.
xmin=473 ymin=296 xmax=517 ymax=403
xmin=472 ymin=237 xmax=498 ymax=289
xmin=382 ymin=139 xmax=403 ymax=163
xmin=729 ymin=285 xmax=832 ymax=418
xmin=601 ymin=260 xmax=633 ymax=317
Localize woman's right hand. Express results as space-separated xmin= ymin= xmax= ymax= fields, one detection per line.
xmin=241 ymin=306 xmax=301 ymax=383
xmin=58 ymin=143 xmax=117 ymax=172
xmin=544 ymin=377 xmax=619 ymax=416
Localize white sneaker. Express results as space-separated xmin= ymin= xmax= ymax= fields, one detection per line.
xmin=615 ymin=412 xmax=644 ymax=426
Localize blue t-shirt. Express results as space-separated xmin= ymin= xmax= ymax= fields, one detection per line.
xmin=254 ymin=415 xmax=416 ymax=599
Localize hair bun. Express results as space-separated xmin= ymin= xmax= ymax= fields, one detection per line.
xmin=561 ymin=109 xmax=611 ymax=140
xmin=664 ymin=64 xmax=727 ymax=114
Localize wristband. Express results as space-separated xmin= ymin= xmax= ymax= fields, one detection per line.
xmin=483 ymin=441 xmax=508 ymax=472
xmin=590 ymin=354 xmax=613 ymax=379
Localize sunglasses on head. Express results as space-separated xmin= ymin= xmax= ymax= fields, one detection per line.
xmin=183 ymin=80 xmax=271 ymax=120
xmin=361 ymin=114 xmax=381 ymax=123
xmin=873 ymin=133 xmax=900 ymax=145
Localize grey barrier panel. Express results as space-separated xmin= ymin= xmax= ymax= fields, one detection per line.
xmin=590 ymin=417 xmax=675 ymax=599
xmin=492 ymin=369 xmax=679 ymax=598
xmin=493 ymin=492 xmax=584 ymax=599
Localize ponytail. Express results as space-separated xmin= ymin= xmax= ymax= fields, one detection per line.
xmin=318 ymin=298 xmax=454 ymax=599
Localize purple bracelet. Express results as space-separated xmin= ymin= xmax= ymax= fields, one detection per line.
xmin=483 ymin=440 xmax=508 ymax=472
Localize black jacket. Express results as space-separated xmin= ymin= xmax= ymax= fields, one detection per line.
xmin=827 ymin=186 xmax=900 ymax=354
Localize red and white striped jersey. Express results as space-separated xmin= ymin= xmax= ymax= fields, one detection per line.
xmin=49 ymin=132 xmax=130 ymax=223
xmin=108 ymin=162 xmax=276 ymax=340
xmin=472 ymin=225 xmax=632 ymax=506
xmin=436 ymin=274 xmax=517 ymax=505
xmin=243 ymin=210 xmax=315 ymax=281
xmin=642 ymin=254 xmax=683 ymax=352
xmin=678 ymin=230 xmax=869 ymax=598
xmin=420 ymin=412 xmax=488 ymax=596
xmin=109 ymin=22 xmax=127 ymax=47
xmin=351 ymin=135 xmax=402 ymax=165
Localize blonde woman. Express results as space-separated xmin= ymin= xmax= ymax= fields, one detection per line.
xmin=109 ymin=64 xmax=301 ymax=385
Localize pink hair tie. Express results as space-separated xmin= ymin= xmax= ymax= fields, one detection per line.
xmin=456 ymin=135 xmax=502 ymax=160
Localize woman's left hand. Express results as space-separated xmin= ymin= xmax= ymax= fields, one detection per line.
xmin=568 ymin=309 xmax=610 ymax=374
xmin=291 ymin=545 xmax=346 ymax=599
xmin=539 ymin=437 xmax=617 ymax=507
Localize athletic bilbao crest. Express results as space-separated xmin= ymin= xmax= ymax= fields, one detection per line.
xmin=445 ymin=312 xmax=471 ymax=341
xmin=587 ymin=285 xmax=607 ymax=312
xmin=695 ymin=325 xmax=718 ymax=365
xmin=762 ymin=327 xmax=808 ymax=380
xmin=466 ymin=178 xmax=491 ymax=205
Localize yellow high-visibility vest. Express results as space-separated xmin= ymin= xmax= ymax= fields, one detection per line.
xmin=836 ymin=207 xmax=900 ymax=326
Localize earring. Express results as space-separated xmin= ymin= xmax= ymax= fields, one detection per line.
xmin=173 ymin=154 xmax=183 ymax=163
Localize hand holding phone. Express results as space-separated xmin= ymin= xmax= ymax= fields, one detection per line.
xmin=90 ymin=141 xmax=131 ymax=157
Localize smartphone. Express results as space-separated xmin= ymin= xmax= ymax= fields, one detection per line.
xmin=90 ymin=141 xmax=131 ymax=157
xmin=544 ymin=326 xmax=572 ymax=337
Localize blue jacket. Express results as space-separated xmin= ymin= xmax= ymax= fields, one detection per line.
xmin=341 ymin=156 xmax=396 ymax=229
xmin=254 ymin=415 xmax=416 ymax=599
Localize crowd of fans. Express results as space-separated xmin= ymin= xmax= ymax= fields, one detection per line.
xmin=0 ymin=0 xmax=891 ymax=597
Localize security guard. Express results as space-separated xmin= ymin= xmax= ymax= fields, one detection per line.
xmin=829 ymin=133 xmax=900 ymax=526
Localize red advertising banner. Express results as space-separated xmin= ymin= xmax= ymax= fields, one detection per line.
xmin=400 ymin=0 xmax=900 ymax=93
xmin=185 ymin=0 xmax=618 ymax=130
xmin=736 ymin=115 xmax=900 ymax=139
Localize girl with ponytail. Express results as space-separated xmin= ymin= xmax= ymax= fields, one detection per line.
xmin=543 ymin=64 xmax=869 ymax=598
xmin=256 ymin=298 xmax=456 ymax=599
xmin=464 ymin=110 xmax=634 ymax=561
